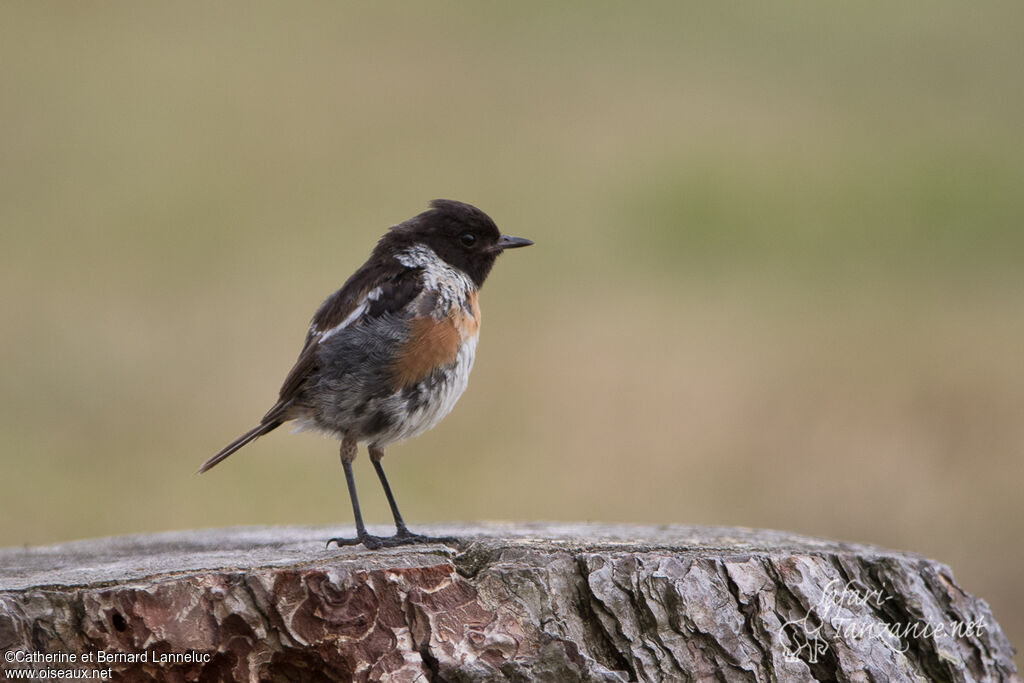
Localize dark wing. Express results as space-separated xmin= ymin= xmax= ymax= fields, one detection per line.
xmin=200 ymin=258 xmax=421 ymax=474
xmin=263 ymin=259 xmax=423 ymax=422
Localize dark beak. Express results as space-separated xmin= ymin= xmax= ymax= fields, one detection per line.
xmin=495 ymin=234 xmax=534 ymax=251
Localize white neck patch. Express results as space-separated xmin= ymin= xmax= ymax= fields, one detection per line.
xmin=395 ymin=245 xmax=474 ymax=302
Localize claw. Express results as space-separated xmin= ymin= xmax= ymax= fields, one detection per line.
xmin=326 ymin=533 xmax=383 ymax=549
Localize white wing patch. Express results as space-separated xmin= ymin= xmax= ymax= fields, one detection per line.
xmin=311 ymin=246 xmax=471 ymax=346
xmin=314 ymin=286 xmax=383 ymax=344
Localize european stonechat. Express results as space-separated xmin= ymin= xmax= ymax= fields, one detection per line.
xmin=199 ymin=200 xmax=532 ymax=549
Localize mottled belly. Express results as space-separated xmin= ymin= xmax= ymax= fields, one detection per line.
xmin=371 ymin=336 xmax=477 ymax=446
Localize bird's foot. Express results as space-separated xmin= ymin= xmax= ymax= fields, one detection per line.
xmin=326 ymin=530 xmax=461 ymax=550
xmin=325 ymin=534 xmax=383 ymax=550
xmin=391 ymin=529 xmax=463 ymax=548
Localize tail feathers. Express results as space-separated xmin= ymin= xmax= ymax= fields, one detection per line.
xmin=198 ymin=419 xmax=282 ymax=474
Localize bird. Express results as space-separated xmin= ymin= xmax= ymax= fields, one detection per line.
xmin=198 ymin=199 xmax=533 ymax=549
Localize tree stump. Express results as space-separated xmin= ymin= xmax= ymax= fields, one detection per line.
xmin=0 ymin=523 xmax=1018 ymax=682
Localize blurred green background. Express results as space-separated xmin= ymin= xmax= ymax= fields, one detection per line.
xmin=2 ymin=0 xmax=1022 ymax=658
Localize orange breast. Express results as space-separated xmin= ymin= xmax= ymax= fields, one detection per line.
xmin=456 ymin=290 xmax=481 ymax=338
xmin=390 ymin=292 xmax=481 ymax=391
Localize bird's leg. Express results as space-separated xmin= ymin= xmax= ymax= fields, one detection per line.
xmin=369 ymin=445 xmax=410 ymax=534
xmin=369 ymin=445 xmax=461 ymax=548
xmin=327 ymin=436 xmax=384 ymax=549
xmin=325 ymin=439 xmax=459 ymax=550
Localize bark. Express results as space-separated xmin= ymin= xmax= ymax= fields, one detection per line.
xmin=0 ymin=523 xmax=1018 ymax=682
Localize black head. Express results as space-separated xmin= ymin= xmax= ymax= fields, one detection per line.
xmin=382 ymin=199 xmax=532 ymax=287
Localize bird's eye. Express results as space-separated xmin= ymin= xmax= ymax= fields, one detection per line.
xmin=459 ymin=232 xmax=477 ymax=247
